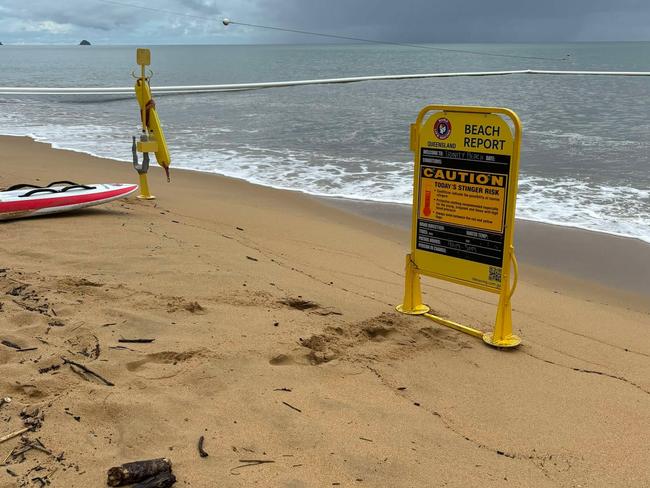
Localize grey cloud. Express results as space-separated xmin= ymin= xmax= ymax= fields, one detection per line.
xmin=3 ymin=1 xmax=138 ymax=31
xmin=0 ymin=0 xmax=649 ymax=43
xmin=250 ymin=0 xmax=650 ymax=42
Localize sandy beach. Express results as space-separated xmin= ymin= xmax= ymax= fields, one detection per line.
xmin=1 ymin=135 xmax=648 ymax=487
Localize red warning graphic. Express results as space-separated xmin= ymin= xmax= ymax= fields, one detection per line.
xmin=423 ymin=190 xmax=432 ymax=216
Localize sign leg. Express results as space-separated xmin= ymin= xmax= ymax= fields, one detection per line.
xmin=482 ymin=291 xmax=521 ymax=348
xmin=483 ymin=247 xmax=521 ymax=348
xmin=137 ymin=173 xmax=156 ymax=200
xmin=396 ymin=254 xmax=430 ymax=315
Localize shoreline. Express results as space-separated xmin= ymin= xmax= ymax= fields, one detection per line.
xmin=2 ymin=132 xmax=648 ymax=246
xmin=1 ymin=135 xmax=649 ymax=487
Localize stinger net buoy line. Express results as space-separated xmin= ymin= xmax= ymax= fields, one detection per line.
xmin=132 ymin=48 xmax=171 ymax=200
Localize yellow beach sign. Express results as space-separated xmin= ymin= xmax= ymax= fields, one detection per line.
xmin=398 ymin=105 xmax=522 ymax=348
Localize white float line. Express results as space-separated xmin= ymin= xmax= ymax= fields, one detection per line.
xmin=1 ymin=69 xmax=650 ymax=95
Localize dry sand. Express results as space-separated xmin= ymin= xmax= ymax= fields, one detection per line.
xmin=0 ymin=135 xmax=648 ymax=487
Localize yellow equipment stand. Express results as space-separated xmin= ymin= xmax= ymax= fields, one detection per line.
xmin=132 ymin=48 xmax=171 ymax=200
xmin=397 ymin=105 xmax=522 ymax=349
xmin=137 ymin=172 xmax=155 ymax=200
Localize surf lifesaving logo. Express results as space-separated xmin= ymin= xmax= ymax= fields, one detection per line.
xmin=433 ymin=118 xmax=452 ymax=140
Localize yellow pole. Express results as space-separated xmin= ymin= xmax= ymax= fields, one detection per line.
xmin=422 ymin=312 xmax=485 ymax=339
xmin=137 ymin=173 xmax=155 ymax=200
xmin=396 ymin=124 xmax=429 ymax=316
xmin=134 ymin=48 xmax=156 ymax=200
xmin=483 ymin=245 xmax=521 ymax=348
xmin=396 ymin=254 xmax=430 ymax=315
xmin=139 ymin=56 xmax=149 ymax=138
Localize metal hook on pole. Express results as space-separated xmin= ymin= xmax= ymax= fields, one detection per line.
xmin=132 ymin=136 xmax=155 ymax=199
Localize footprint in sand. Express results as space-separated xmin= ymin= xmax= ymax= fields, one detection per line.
xmin=126 ymin=350 xmax=200 ymax=379
xmin=269 ymin=354 xmax=295 ymax=366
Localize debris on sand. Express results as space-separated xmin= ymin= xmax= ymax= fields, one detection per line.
xmin=107 ymin=458 xmax=174 ymax=487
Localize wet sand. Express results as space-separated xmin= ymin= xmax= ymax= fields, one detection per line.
xmin=321 ymin=197 xmax=650 ymax=297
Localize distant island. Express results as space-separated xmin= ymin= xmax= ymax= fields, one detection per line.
xmin=79 ymin=40 xmax=91 ymax=46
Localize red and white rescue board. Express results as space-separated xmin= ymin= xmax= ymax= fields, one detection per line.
xmin=0 ymin=183 xmax=138 ymax=221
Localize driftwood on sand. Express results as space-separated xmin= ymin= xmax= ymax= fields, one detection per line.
xmin=107 ymin=458 xmax=172 ymax=486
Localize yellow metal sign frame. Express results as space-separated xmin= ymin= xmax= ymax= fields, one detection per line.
xmin=397 ymin=105 xmax=522 ymax=348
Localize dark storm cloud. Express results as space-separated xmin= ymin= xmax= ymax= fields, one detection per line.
xmin=0 ymin=0 xmax=648 ymax=43
xmin=252 ymin=0 xmax=650 ymax=42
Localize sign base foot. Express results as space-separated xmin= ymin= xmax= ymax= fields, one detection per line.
xmin=137 ymin=194 xmax=156 ymax=200
xmin=482 ymin=333 xmax=521 ymax=348
xmin=396 ymin=304 xmax=430 ymax=315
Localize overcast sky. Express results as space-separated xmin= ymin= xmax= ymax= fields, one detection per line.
xmin=1 ymin=0 xmax=649 ymax=44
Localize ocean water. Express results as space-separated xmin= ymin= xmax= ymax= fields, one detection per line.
xmin=0 ymin=43 xmax=649 ymax=243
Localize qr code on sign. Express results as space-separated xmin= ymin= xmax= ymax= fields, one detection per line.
xmin=489 ymin=266 xmax=502 ymax=283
